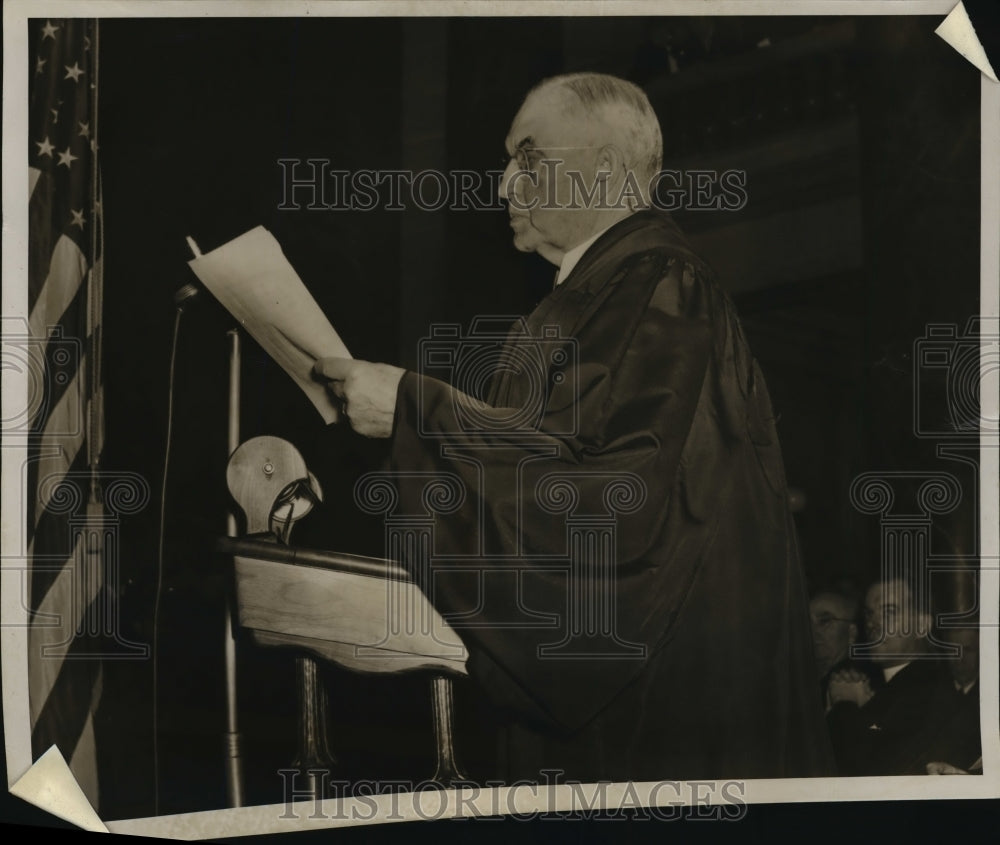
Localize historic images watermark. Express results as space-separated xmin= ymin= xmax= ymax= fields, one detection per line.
xmin=278 ymin=770 xmax=747 ymax=822
xmin=1 ymin=316 xmax=83 ymax=438
xmin=848 ymin=318 xmax=998 ymax=664
xmin=276 ymin=159 xmax=748 ymax=213
xmin=913 ymin=318 xmax=999 ymax=439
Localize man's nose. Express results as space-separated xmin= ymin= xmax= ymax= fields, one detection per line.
xmin=864 ymin=613 xmax=881 ymax=637
xmin=499 ymin=158 xmax=518 ymax=202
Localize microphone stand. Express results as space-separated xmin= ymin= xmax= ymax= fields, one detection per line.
xmin=224 ymin=328 xmax=245 ymax=807
xmin=186 ymin=235 xmax=245 ymax=807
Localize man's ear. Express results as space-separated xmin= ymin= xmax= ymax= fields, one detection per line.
xmin=848 ymin=622 xmax=858 ymax=645
xmin=596 ymin=144 xmax=626 ymax=180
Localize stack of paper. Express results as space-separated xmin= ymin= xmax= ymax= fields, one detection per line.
xmin=188 ymin=226 xmax=350 ymax=424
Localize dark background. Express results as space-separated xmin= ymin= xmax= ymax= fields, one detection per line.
xmin=86 ymin=14 xmax=983 ymax=822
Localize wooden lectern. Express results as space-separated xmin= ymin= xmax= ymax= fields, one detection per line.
xmin=221 ymin=537 xmax=468 ymax=677
xmin=220 ymin=437 xmax=469 ymax=799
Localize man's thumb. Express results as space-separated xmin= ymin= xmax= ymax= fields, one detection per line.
xmin=313 ymin=357 xmax=352 ymax=380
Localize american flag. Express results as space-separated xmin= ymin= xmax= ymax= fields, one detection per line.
xmin=24 ymin=17 xmax=105 ymax=808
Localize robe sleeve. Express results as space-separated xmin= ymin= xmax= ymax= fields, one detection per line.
xmin=388 ymin=256 xmax=728 ymax=733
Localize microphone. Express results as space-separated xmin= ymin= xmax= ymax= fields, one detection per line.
xmin=174 ymin=282 xmax=201 ymax=310
xmin=175 ymin=235 xmax=204 ymax=310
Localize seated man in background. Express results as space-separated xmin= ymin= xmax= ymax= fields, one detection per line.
xmin=827 ymin=575 xmax=961 ymax=775
xmin=924 ymin=567 xmax=982 ymax=775
xmin=923 ymin=624 xmax=982 ymax=775
xmin=809 ymin=588 xmax=877 ymax=712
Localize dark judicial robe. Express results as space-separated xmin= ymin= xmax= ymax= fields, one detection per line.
xmin=388 ymin=210 xmax=832 ymax=782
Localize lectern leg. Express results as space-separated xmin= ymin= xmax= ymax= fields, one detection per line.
xmin=292 ymin=656 xmax=337 ymax=800
xmin=430 ymin=676 xmax=467 ymax=786
xmin=223 ymin=599 xmax=244 ymax=807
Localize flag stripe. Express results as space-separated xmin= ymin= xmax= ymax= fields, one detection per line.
xmin=27 ymin=170 xmax=58 ymax=312
xmin=27 ymin=175 xmax=90 ymax=315
xmin=30 ymin=598 xmax=105 ymax=762
xmin=24 ymin=242 xmax=91 ymax=544
xmin=29 ymin=167 xmax=42 ymax=200
xmin=28 ymin=449 xmax=94 ymax=612
xmin=28 ymin=534 xmax=102 ymax=728
xmin=28 ymin=325 xmax=88 ymax=443
xmin=24 ymin=353 xmax=88 ymax=547
xmin=29 ymin=234 xmax=89 ymax=341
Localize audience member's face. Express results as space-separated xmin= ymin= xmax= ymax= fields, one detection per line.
xmin=809 ymin=593 xmax=857 ymax=677
xmin=941 ymin=626 xmax=979 ymax=689
xmin=863 ymin=579 xmax=929 ymax=666
xmin=500 ymin=86 xmax=607 ymax=259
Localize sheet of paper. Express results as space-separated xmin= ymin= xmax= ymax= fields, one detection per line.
xmin=188 ymin=226 xmax=350 ymax=424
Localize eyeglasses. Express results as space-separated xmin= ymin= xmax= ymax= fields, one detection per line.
xmin=810 ymin=615 xmax=854 ymax=629
xmin=504 ymin=146 xmax=604 ymax=172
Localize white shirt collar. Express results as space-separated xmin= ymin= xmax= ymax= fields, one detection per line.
xmin=882 ymin=662 xmax=910 ymax=684
xmin=555 ymin=221 xmax=617 ymax=286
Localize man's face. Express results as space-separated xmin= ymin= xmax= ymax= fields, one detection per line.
xmin=499 ymin=87 xmax=607 ymax=260
xmin=809 ymin=594 xmax=857 ymax=677
xmin=863 ymin=579 xmax=929 ymax=666
xmin=941 ymin=626 xmax=979 ymax=689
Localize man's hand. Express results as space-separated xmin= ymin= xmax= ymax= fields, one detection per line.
xmin=926 ymin=761 xmax=970 ymax=775
xmin=827 ymin=666 xmax=875 ymax=708
xmin=313 ymin=357 xmax=405 ymax=439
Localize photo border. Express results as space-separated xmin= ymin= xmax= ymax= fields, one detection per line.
xmin=3 ymin=0 xmax=998 ymax=838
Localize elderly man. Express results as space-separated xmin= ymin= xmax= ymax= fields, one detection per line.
xmin=810 ymin=591 xmax=859 ymax=680
xmin=809 ymin=589 xmax=879 ymax=712
xmin=315 ymin=73 xmax=831 ymax=781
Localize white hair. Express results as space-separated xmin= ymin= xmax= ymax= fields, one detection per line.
xmin=531 ymin=73 xmax=663 ymax=200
